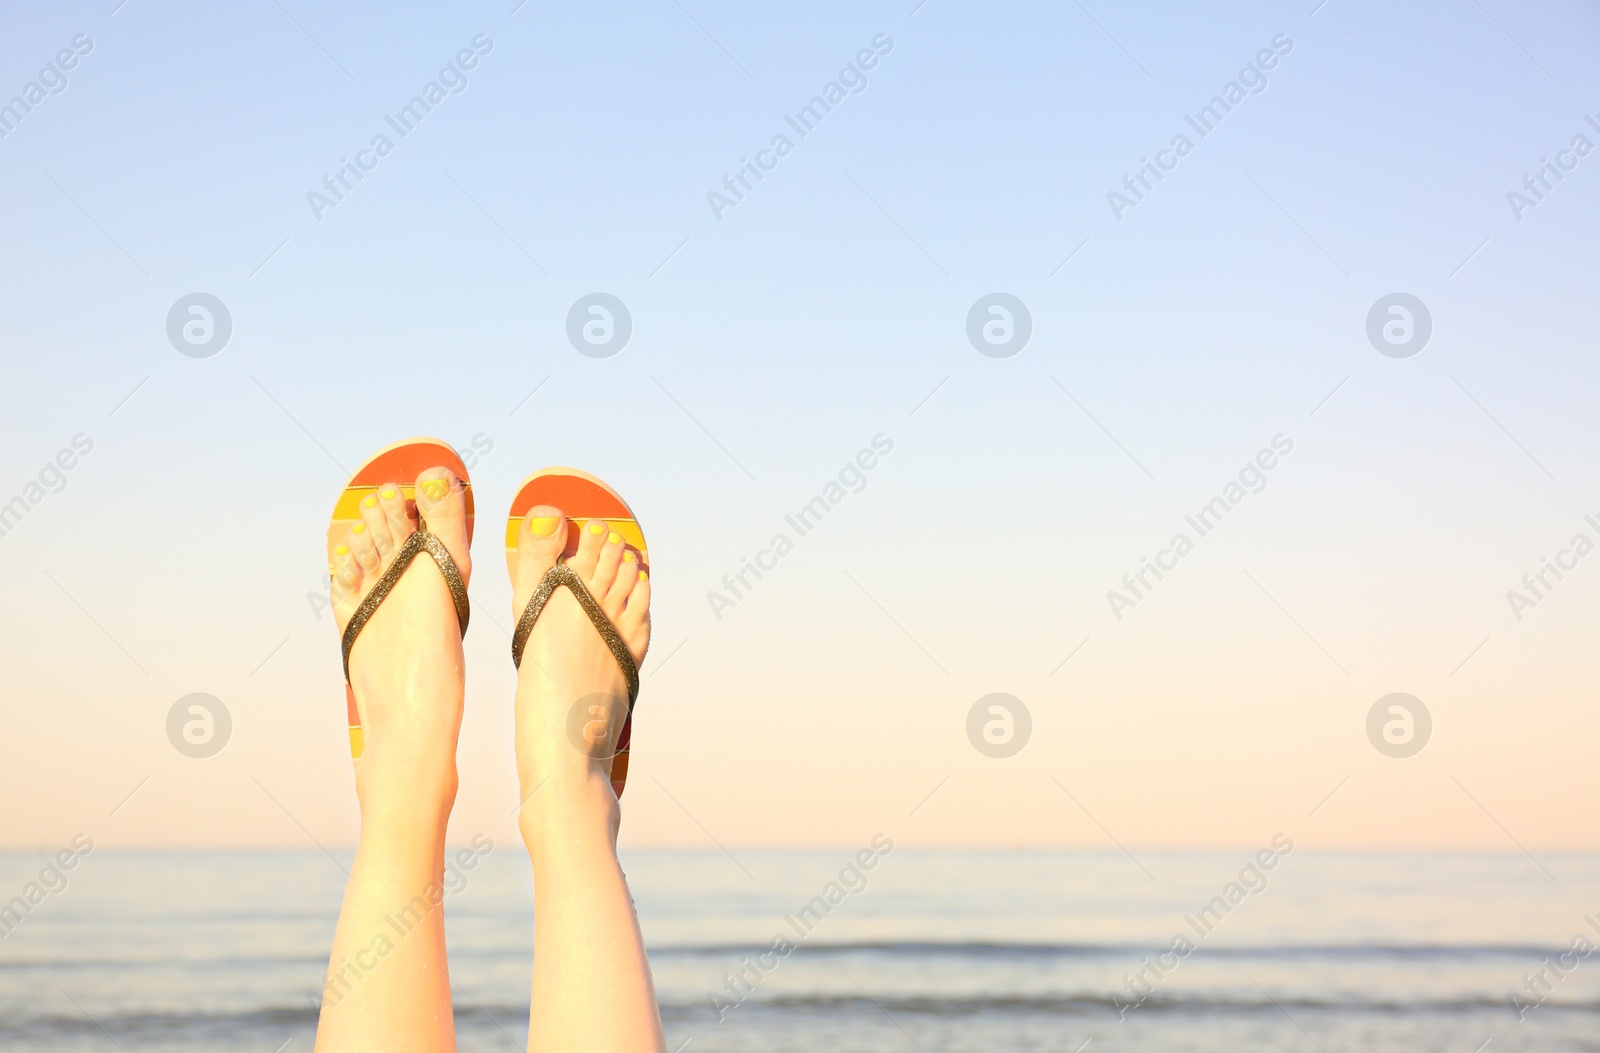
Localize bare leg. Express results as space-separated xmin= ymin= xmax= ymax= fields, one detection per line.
xmin=315 ymin=471 xmax=473 ymax=1053
xmin=511 ymin=507 xmax=665 ymax=1053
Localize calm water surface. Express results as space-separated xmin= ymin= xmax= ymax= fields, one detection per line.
xmin=1 ymin=849 xmax=1597 ymax=1051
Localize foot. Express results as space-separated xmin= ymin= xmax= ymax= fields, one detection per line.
xmin=329 ymin=468 xmax=473 ymax=819
xmin=509 ymin=507 xmax=651 ymax=838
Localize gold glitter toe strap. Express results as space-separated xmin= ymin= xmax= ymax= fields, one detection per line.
xmin=340 ymin=520 xmax=470 ymax=683
xmin=512 ymin=561 xmax=639 ymax=705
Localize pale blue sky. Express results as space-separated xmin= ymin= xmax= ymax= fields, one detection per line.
xmin=2 ymin=0 xmax=1599 ymax=853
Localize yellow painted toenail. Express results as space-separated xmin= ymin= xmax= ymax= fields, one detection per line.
xmin=622 ymin=550 xmax=635 ymax=562
xmin=380 ymin=488 xmax=397 ymax=499
xmin=421 ymin=479 xmax=449 ymax=501
xmin=335 ymin=544 xmax=349 ymax=556
xmin=608 ymin=531 xmax=622 ymax=545
xmin=351 ymin=522 xmax=365 ymax=534
xmin=362 ymin=495 xmax=377 ymax=508
xmin=528 ymin=516 xmax=560 ymax=537
xmin=638 ymin=571 xmax=648 ymax=582
xmin=587 ymin=521 xmax=606 ymax=535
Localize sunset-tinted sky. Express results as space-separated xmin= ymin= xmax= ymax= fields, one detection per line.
xmin=2 ymin=0 xmax=1598 ymax=856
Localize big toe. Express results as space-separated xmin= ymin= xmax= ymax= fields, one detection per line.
xmin=512 ymin=505 xmax=568 ymax=613
xmin=413 ymin=467 xmax=472 ymax=582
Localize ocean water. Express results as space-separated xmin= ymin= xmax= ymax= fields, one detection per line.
xmin=2 ymin=848 xmax=1598 ymax=1052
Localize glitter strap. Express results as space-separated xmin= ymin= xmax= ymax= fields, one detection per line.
xmin=340 ymin=519 xmax=470 ymax=683
xmin=512 ymin=561 xmax=639 ymax=706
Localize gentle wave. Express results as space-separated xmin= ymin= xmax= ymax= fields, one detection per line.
xmin=3 ymin=993 xmax=1597 ymax=1036
xmin=0 ymin=940 xmax=1579 ymax=971
xmin=0 ymin=952 xmax=328 ymax=971
xmin=679 ymin=992 xmax=1598 ymax=1015
xmin=648 ymin=940 xmax=1577 ymax=960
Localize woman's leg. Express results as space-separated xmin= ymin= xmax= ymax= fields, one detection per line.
xmin=510 ymin=507 xmax=665 ymax=1053
xmin=315 ymin=470 xmax=473 ymax=1053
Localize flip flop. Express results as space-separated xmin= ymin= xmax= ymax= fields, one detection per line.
xmin=327 ymin=437 xmax=474 ymax=759
xmin=506 ymin=467 xmax=647 ymax=797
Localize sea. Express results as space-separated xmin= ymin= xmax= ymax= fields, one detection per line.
xmin=2 ymin=848 xmax=1598 ymax=1051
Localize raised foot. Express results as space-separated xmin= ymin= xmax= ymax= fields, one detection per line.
xmin=328 ymin=466 xmax=472 ymax=813
xmin=509 ymin=505 xmax=651 ymax=835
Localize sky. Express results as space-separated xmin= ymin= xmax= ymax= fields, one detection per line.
xmin=1 ymin=0 xmax=1598 ymax=858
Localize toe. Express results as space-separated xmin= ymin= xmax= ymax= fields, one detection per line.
xmin=590 ymin=530 xmax=625 ymax=598
xmin=347 ymin=520 xmax=381 ymax=574
xmin=377 ymin=482 xmax=415 ymax=546
xmin=332 ymin=544 xmax=363 ymax=590
xmin=513 ymin=505 xmax=567 ymax=614
xmin=569 ymin=518 xmax=609 ymax=576
xmin=604 ymin=549 xmax=640 ymax=615
xmin=330 ymin=543 xmax=364 ymax=623
xmin=414 ymin=468 xmax=472 ymax=582
xmin=618 ymin=570 xmax=651 ymax=659
xmin=357 ymin=492 xmax=395 ymax=560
